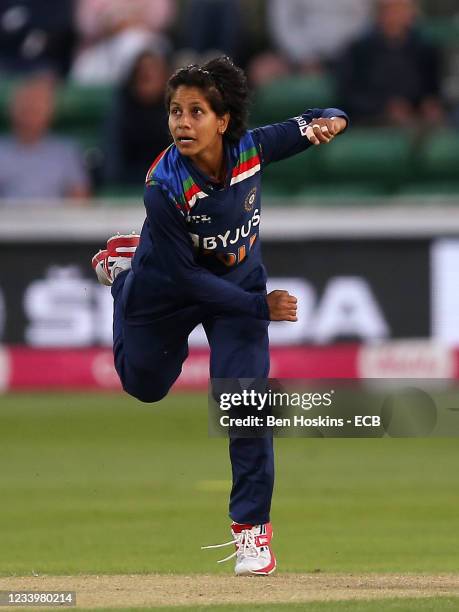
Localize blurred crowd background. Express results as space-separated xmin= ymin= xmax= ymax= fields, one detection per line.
xmin=1 ymin=0 xmax=459 ymax=203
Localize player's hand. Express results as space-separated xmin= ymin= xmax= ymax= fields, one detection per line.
xmin=267 ymin=290 xmax=297 ymax=322
xmin=305 ymin=117 xmax=347 ymax=146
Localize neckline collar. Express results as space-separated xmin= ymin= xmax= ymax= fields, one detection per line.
xmin=180 ymin=140 xmax=235 ymax=194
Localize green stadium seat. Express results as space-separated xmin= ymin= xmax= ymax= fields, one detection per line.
xmin=262 ymin=148 xmax=321 ymax=195
xmin=97 ymin=185 xmax=144 ymax=203
xmin=415 ymin=132 xmax=459 ymax=181
xmin=296 ymin=182 xmax=388 ymax=202
xmin=398 ymin=182 xmax=459 ymax=197
xmin=420 ymin=18 xmax=459 ymax=47
xmin=250 ymin=75 xmax=336 ymax=127
xmin=262 ymin=129 xmax=416 ymax=197
xmin=319 ymin=129 xmax=413 ymax=190
xmin=55 ymin=84 xmax=113 ymax=130
xmin=0 ymin=79 xmax=113 ymax=132
xmin=263 ymin=183 xmax=386 ymax=204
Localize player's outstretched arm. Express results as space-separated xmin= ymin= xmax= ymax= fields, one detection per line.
xmin=251 ymin=107 xmax=349 ymax=166
xmin=267 ymin=290 xmax=298 ymax=322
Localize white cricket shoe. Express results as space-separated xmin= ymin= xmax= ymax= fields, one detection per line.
xmin=202 ymin=522 xmax=276 ymax=576
xmin=92 ymin=232 xmax=140 ymax=286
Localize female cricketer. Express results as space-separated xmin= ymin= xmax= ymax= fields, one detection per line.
xmin=92 ymin=56 xmax=348 ymax=575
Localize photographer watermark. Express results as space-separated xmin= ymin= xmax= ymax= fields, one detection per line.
xmin=208 ymin=379 xmax=459 ymax=438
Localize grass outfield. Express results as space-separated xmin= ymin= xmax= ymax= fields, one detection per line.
xmin=69 ymin=602 xmax=459 ymax=612
xmin=0 ymin=392 xmax=458 ymax=609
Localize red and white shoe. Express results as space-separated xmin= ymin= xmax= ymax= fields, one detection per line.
xmin=202 ymin=522 xmax=276 ymax=576
xmin=92 ymin=232 xmax=140 ymax=286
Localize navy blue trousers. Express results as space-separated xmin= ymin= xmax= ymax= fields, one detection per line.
xmin=111 ymin=270 xmax=274 ymax=525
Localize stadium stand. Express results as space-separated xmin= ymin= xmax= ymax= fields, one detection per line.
xmin=0 ymin=3 xmax=459 ymax=202
xmin=251 ymin=74 xmax=336 ymax=126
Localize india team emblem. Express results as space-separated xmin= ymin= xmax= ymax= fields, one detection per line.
xmin=244 ymin=187 xmax=257 ymax=211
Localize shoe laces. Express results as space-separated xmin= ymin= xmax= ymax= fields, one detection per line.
xmin=201 ymin=528 xmax=260 ymax=564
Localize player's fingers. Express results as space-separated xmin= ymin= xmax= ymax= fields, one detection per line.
xmin=305 ymin=125 xmax=320 ymax=145
xmin=275 ymin=313 xmax=294 ymax=321
xmin=281 ymin=304 xmax=297 ymax=315
xmin=324 ymin=120 xmax=337 ymax=136
xmin=328 ymin=124 xmax=338 ymax=136
xmin=312 ymin=124 xmax=331 ymax=143
xmin=320 ymin=125 xmax=334 ymax=140
xmin=277 ymin=301 xmax=293 ymax=309
xmin=285 ymin=315 xmax=298 ymax=322
xmin=280 ymin=297 xmax=297 ymax=306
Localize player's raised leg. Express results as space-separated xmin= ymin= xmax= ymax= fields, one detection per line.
xmin=93 ymin=234 xmax=201 ymax=403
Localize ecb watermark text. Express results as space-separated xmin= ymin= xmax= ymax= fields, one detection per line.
xmin=208 ymin=379 xmax=459 ymax=438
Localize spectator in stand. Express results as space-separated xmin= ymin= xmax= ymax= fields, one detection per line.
xmin=0 ymin=75 xmax=90 ymax=202
xmin=176 ymin=0 xmax=246 ymax=67
xmin=70 ymin=0 xmax=175 ymax=85
xmin=337 ymin=0 xmax=444 ymax=126
xmin=0 ymin=0 xmax=76 ymax=78
xmin=248 ymin=0 xmax=372 ymax=87
xmin=103 ymin=48 xmax=171 ymax=186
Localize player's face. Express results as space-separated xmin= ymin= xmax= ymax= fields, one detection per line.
xmin=168 ymin=86 xmax=229 ymax=158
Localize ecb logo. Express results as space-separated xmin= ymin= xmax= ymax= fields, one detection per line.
xmin=244 ymin=187 xmax=257 ymax=212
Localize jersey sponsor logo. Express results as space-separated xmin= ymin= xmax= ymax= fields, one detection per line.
xmin=191 ymin=209 xmax=260 ymax=251
xmin=188 ymin=209 xmax=260 ymax=267
xmin=213 ymin=234 xmax=257 ymax=267
xmin=244 ymin=186 xmax=257 ymax=212
xmin=294 ymin=115 xmax=309 ymax=137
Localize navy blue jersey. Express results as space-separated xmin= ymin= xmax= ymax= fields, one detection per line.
xmin=133 ymin=108 xmax=348 ymax=320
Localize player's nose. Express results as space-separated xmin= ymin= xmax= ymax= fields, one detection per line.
xmin=177 ymin=112 xmax=192 ymax=129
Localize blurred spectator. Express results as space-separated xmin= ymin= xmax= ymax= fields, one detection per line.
xmin=71 ymin=0 xmax=175 ymax=85
xmin=0 ymin=0 xmax=76 ymax=78
xmin=0 ymin=76 xmax=90 ymax=201
xmin=176 ymin=0 xmax=246 ymax=67
xmin=337 ymin=0 xmax=444 ymax=126
xmin=248 ymin=0 xmax=372 ymax=86
xmin=103 ymin=49 xmax=171 ymax=186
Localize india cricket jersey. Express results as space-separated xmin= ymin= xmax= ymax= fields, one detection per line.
xmin=134 ymin=107 xmax=348 ymax=320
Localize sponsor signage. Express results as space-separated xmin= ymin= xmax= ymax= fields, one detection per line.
xmin=2 ymin=343 xmax=459 ymax=391
xmin=0 ymin=239 xmax=431 ymax=347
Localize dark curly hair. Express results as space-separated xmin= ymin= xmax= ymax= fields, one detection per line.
xmin=165 ymin=56 xmax=249 ymax=142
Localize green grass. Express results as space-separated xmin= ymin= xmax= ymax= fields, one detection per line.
xmin=0 ymin=392 xmax=458 ymax=576
xmin=44 ymin=599 xmax=459 ymax=611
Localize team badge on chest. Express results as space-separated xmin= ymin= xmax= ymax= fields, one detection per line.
xmin=244 ymin=187 xmax=257 ymax=212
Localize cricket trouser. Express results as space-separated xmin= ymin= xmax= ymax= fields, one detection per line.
xmin=111 ymin=269 xmax=274 ymax=525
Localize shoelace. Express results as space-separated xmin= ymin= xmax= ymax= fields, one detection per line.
xmin=201 ymin=529 xmax=260 ymax=564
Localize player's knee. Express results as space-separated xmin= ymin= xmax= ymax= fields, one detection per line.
xmin=122 ymin=379 xmax=170 ymax=404
xmin=117 ymin=359 xmax=177 ymax=404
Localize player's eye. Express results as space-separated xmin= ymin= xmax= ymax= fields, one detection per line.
xmin=192 ymin=107 xmax=203 ymax=115
xmin=170 ymin=108 xmax=181 ymax=116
